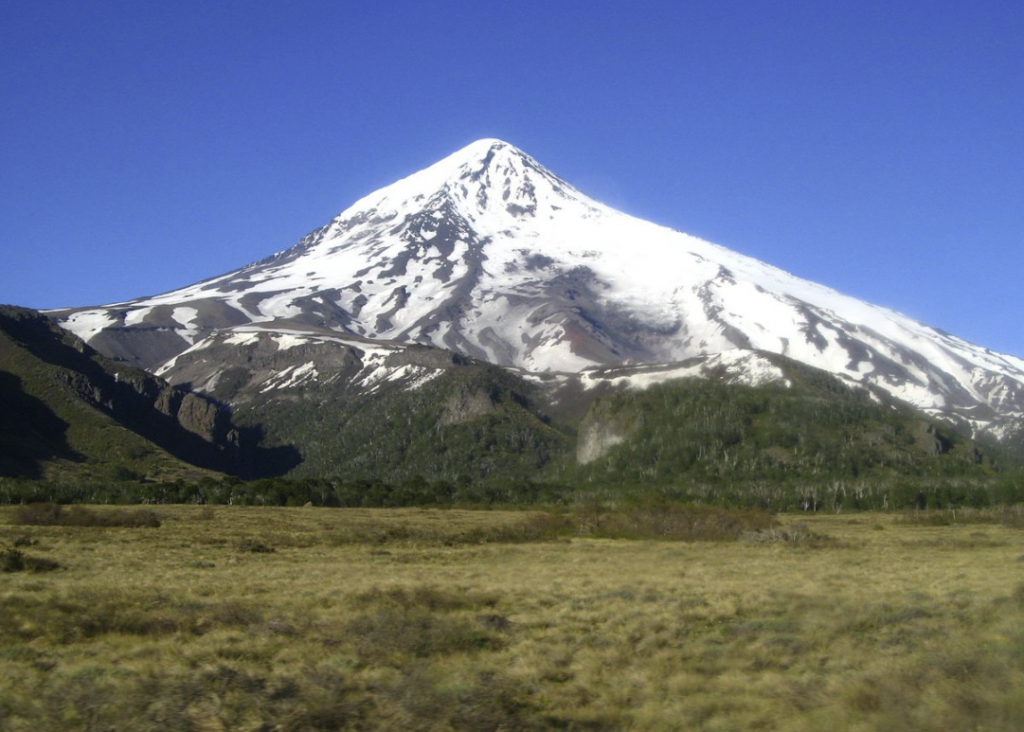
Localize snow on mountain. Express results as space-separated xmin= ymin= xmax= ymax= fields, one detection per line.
xmin=52 ymin=139 xmax=1024 ymax=436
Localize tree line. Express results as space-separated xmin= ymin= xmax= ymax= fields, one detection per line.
xmin=2 ymin=473 xmax=1022 ymax=512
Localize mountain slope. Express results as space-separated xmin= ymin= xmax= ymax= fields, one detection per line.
xmin=8 ymin=300 xmax=1017 ymax=489
xmin=51 ymin=139 xmax=1024 ymax=437
xmin=134 ymin=324 xmax=1018 ymax=487
xmin=152 ymin=327 xmax=570 ymax=480
xmin=0 ymin=306 xmax=297 ymax=481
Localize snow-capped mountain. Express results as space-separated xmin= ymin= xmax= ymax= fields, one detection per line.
xmin=53 ymin=139 xmax=1024 ymax=436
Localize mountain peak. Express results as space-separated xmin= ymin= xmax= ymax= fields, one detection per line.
xmin=452 ymin=137 xmax=516 ymax=157
xmin=52 ymin=141 xmax=1024 ymax=438
xmin=336 ymin=138 xmax=578 ymax=227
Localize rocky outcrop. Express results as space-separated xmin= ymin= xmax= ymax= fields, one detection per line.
xmin=0 ymin=305 xmax=292 ymax=476
xmin=175 ymin=392 xmax=226 ymax=444
xmin=440 ymin=388 xmax=497 ymax=426
xmin=576 ymin=420 xmax=627 ymax=465
xmin=575 ymin=400 xmax=638 ymax=465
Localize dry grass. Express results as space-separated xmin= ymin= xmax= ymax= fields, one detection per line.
xmin=895 ymin=505 xmax=1024 ymax=528
xmin=571 ymin=501 xmax=777 ymax=541
xmin=0 ymin=506 xmax=1022 ymax=731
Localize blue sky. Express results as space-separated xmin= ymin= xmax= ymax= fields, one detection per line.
xmin=2 ymin=1 xmax=1022 ymax=356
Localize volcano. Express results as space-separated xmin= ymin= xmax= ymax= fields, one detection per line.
xmin=52 ymin=139 xmax=1024 ymax=437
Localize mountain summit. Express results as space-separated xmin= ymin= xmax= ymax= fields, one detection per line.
xmin=53 ymin=139 xmax=1024 ymax=436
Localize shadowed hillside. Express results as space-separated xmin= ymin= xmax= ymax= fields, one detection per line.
xmin=0 ymin=306 xmax=300 ymax=481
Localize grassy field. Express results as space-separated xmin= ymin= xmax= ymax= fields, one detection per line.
xmin=1 ymin=505 xmax=1023 ymax=731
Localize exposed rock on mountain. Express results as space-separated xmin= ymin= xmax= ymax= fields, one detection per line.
xmin=0 ymin=306 xmax=298 ymax=480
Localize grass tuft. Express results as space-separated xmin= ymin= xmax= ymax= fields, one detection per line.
xmin=351 ymin=585 xmax=499 ymax=612
xmin=237 ymin=538 xmax=276 ymax=553
xmin=346 ymin=608 xmax=505 ymax=661
xmin=346 ymin=585 xmax=508 ymax=662
xmin=743 ymin=521 xmax=836 ymax=547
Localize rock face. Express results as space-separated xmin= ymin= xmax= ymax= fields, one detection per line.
xmin=174 ymin=392 xmax=227 ymax=445
xmin=49 ymin=139 xmax=1024 ymax=439
xmin=576 ymin=419 xmax=628 ymax=466
xmin=440 ymin=388 xmax=497 ymax=427
xmin=0 ymin=305 xmax=295 ymax=478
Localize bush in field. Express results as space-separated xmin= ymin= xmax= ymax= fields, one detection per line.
xmin=1 ymin=547 xmax=61 ymax=573
xmin=12 ymin=502 xmax=63 ymax=525
xmin=0 ymin=548 xmax=24 ymax=572
xmin=571 ymin=499 xmax=777 ymax=541
xmin=12 ymin=503 xmax=160 ymax=528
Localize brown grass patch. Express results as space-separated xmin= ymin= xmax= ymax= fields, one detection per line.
xmin=12 ymin=503 xmax=161 ymax=528
xmin=572 ymin=502 xmax=777 ymax=541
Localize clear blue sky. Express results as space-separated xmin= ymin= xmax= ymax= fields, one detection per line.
xmin=2 ymin=1 xmax=1022 ymax=357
